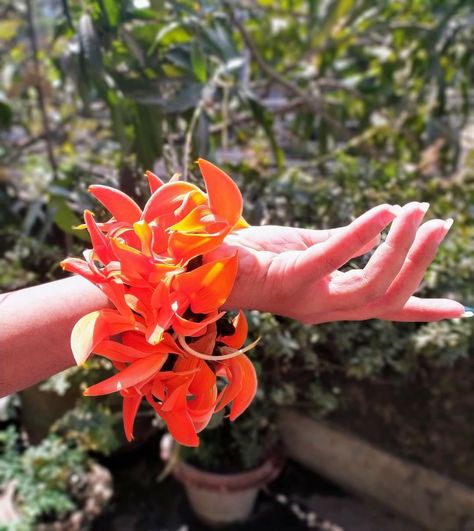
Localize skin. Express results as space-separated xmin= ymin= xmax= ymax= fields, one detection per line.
xmin=0 ymin=202 xmax=466 ymax=397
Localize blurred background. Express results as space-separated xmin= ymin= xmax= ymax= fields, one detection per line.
xmin=1 ymin=0 xmax=474 ymax=530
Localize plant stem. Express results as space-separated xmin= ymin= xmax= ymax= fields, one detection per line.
xmin=25 ymin=0 xmax=59 ymax=180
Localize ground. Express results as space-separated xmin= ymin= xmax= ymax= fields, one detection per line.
xmin=91 ymin=434 xmax=422 ymax=531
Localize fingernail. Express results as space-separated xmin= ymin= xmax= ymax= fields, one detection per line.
xmin=420 ymin=202 xmax=430 ymax=214
xmin=435 ymin=218 xmax=453 ymax=243
xmin=462 ymin=306 xmax=474 ymax=318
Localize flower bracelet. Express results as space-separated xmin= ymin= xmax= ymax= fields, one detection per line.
xmin=61 ymin=159 xmax=257 ymax=447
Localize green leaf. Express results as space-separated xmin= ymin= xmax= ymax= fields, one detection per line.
xmin=191 ymin=42 xmax=207 ymax=83
xmin=101 ymin=0 xmax=120 ymax=29
xmin=150 ymin=21 xmax=191 ymax=54
xmin=0 ymin=100 xmax=12 ymax=129
xmin=50 ymin=198 xmax=89 ymax=240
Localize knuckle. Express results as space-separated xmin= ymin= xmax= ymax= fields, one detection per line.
xmin=352 ymin=269 xmax=385 ymax=303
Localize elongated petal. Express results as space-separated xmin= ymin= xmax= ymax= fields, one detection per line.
xmin=173 ymin=190 xmax=207 ymax=221
xmin=84 ymin=210 xmax=112 ymax=264
xmin=168 ymin=230 xmax=227 ymax=263
xmin=71 ymin=310 xmax=135 ymax=365
xmin=60 ymin=258 xmax=103 ymax=283
xmin=142 ymin=182 xmax=200 ymax=223
xmin=229 ymin=355 xmax=257 ymax=421
xmin=84 ymin=353 xmax=167 ymax=396
xmin=122 ymin=393 xmax=143 ymax=441
xmin=235 ymin=216 xmax=250 ymax=229
xmin=145 ymin=170 xmax=164 ymax=193
xmin=215 ymin=358 xmax=244 ymax=413
xmin=169 ymin=205 xmax=226 ymax=234
xmin=110 ymin=238 xmax=153 ymax=278
xmin=133 ymin=220 xmax=153 ymax=256
xmin=89 ymin=185 xmax=142 ymax=223
xmin=173 ymin=255 xmax=238 ymax=313
xmin=146 ymin=387 xmax=200 ymax=447
xmin=197 ymin=158 xmax=243 ymax=227
xmin=152 ymin=400 xmax=199 ymax=447
xmin=220 ymin=310 xmax=248 ymax=349
xmin=172 ymin=311 xmax=224 ymax=337
xmin=93 ymin=340 xmax=151 ymax=362
xmin=100 ymin=280 xmax=133 ymax=320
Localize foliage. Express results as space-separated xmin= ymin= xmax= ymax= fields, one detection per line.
xmin=0 ymin=427 xmax=88 ymax=530
xmin=52 ymin=403 xmax=121 ymax=456
xmin=1 ymin=0 xmax=474 ymax=480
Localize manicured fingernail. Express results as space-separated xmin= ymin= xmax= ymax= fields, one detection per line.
xmin=435 ymin=218 xmax=453 ymax=243
xmin=462 ymin=306 xmax=474 ymax=318
xmin=420 ymin=202 xmax=430 ymax=214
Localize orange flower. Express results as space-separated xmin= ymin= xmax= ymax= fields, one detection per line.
xmin=61 ymin=160 xmax=257 ymax=446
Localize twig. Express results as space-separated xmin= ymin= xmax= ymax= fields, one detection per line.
xmin=171 ymin=98 xmax=305 ymax=144
xmin=25 ymin=0 xmax=58 ymax=180
xmin=224 ymin=2 xmax=352 ymax=140
xmin=182 ymin=68 xmax=222 ymax=180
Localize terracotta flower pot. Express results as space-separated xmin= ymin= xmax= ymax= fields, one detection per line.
xmin=173 ymin=454 xmax=282 ymax=526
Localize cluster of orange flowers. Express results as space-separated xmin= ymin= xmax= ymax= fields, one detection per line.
xmin=61 ymin=159 xmax=257 ymax=447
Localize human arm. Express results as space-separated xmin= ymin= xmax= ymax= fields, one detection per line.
xmin=0 ymin=202 xmax=467 ymax=397
xmin=0 ymin=276 xmax=109 ymax=397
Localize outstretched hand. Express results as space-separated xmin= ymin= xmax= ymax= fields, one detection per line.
xmin=214 ymin=203 xmax=465 ymax=323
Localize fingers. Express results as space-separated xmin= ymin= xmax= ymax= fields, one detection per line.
xmin=295 ymin=204 xmax=398 ymax=281
xmin=376 ymin=218 xmax=453 ymax=313
xmin=327 ymin=202 xmax=430 ymax=309
xmin=380 ymin=297 xmax=465 ymax=321
xmin=295 ymin=227 xmax=381 ymax=256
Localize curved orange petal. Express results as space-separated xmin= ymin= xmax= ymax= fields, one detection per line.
xmin=167 ymin=230 xmax=227 ymax=263
xmin=169 ymin=205 xmax=226 ymax=234
xmin=122 ymin=393 xmax=143 ymax=441
xmin=220 ymin=310 xmax=248 ymax=349
xmin=235 ymin=216 xmax=250 ymax=229
xmin=93 ymin=340 xmax=151 ymax=362
xmin=110 ymin=238 xmax=153 ymax=278
xmin=215 ymin=358 xmax=244 ymax=413
xmin=84 ymin=353 xmax=167 ymax=396
xmin=229 ymin=355 xmax=257 ymax=421
xmin=141 ymin=182 xmax=200 ymax=223
xmin=84 ymin=210 xmax=113 ymax=264
xmin=88 ymin=185 xmax=142 ymax=223
xmin=100 ymin=280 xmax=134 ymax=320
xmin=71 ymin=309 xmax=136 ymax=365
xmin=145 ymin=170 xmax=164 ymax=193
xmin=60 ymin=258 xmax=103 ymax=283
xmin=197 ymin=158 xmax=243 ymax=228
xmin=173 ymin=190 xmax=207 ymax=221
xmin=173 ymin=255 xmax=238 ymax=313
xmin=133 ymin=220 xmax=153 ymax=256
xmin=147 ymin=385 xmax=199 ymax=447
xmin=158 ymin=406 xmax=199 ymax=447
xmin=172 ymin=311 xmax=224 ymax=337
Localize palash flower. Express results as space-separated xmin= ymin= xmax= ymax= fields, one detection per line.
xmin=61 ymin=159 xmax=258 ymax=447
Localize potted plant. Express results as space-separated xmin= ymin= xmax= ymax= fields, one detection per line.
xmin=168 ymin=359 xmax=283 ymax=526
xmin=0 ymin=426 xmax=113 ymax=530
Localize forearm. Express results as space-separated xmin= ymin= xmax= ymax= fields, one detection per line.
xmin=0 ymin=276 xmax=109 ymax=397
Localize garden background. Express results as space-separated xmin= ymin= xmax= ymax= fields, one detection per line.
xmin=1 ymin=0 xmax=474 ymax=529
